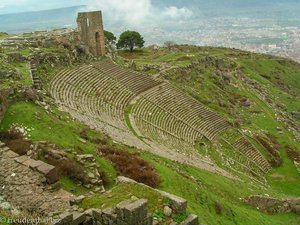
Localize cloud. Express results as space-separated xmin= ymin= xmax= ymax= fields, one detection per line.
xmin=85 ymin=0 xmax=193 ymax=27
xmin=85 ymin=0 xmax=152 ymax=25
xmin=163 ymin=6 xmax=193 ymax=19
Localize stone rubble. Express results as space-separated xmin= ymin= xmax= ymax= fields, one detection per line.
xmin=0 ymin=141 xmax=72 ymax=215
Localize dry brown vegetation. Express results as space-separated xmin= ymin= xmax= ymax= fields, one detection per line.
xmin=254 ymin=134 xmax=282 ymax=167
xmin=0 ymin=129 xmax=32 ymax=155
xmin=97 ymin=145 xmax=160 ymax=188
xmin=214 ymin=201 xmax=224 ymax=215
xmin=38 ymin=147 xmax=89 ymax=185
xmin=285 ymin=145 xmax=300 ymax=163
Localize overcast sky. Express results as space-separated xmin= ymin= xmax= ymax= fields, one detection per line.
xmin=1 ymin=0 xmax=298 ymax=31
xmin=0 ymin=0 xmax=195 ymax=27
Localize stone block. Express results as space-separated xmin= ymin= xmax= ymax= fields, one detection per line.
xmin=158 ymin=190 xmax=187 ymax=213
xmin=70 ymin=195 xmax=86 ymax=205
xmin=116 ymin=198 xmax=148 ymax=224
xmin=102 ymin=207 xmax=117 ymax=225
xmin=92 ymin=208 xmax=103 ymax=222
xmin=36 ymin=162 xmax=55 ymax=175
xmin=15 ymin=155 xmax=29 ymax=164
xmin=116 ymin=176 xmax=137 ymax=184
xmin=5 ymin=150 xmax=19 ymax=158
xmin=71 ymin=212 xmax=86 ymax=225
xmin=180 ymin=214 xmax=199 ymax=225
xmin=36 ymin=162 xmax=59 ymax=184
xmin=1 ymin=147 xmax=10 ymax=152
xmin=22 ymin=158 xmax=44 ymax=169
xmin=52 ymin=212 xmax=73 ymax=225
xmin=140 ymin=213 xmax=153 ymax=225
xmin=83 ymin=217 xmax=94 ymax=225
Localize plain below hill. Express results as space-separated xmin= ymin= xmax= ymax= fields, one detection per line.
xmin=0 ymin=5 xmax=85 ymax=34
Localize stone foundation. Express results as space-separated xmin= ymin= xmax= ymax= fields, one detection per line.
xmin=245 ymin=195 xmax=300 ymax=215
xmin=54 ymin=197 xmax=198 ymax=225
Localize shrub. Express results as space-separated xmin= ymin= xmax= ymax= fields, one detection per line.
xmin=24 ymin=88 xmax=39 ymax=102
xmin=0 ymin=129 xmax=23 ymax=140
xmin=39 ymin=148 xmax=89 ymax=185
xmin=97 ymin=146 xmax=160 ymax=188
xmin=79 ymin=129 xmax=109 ymax=145
xmin=0 ymin=129 xmax=32 ymax=155
xmin=254 ymin=134 xmax=282 ymax=167
xmin=214 ymin=201 xmax=223 ymax=215
xmin=285 ymin=145 xmax=300 ymax=163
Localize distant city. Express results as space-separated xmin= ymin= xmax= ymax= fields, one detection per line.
xmin=141 ymin=17 xmax=300 ymax=63
xmin=0 ymin=4 xmax=299 ymax=63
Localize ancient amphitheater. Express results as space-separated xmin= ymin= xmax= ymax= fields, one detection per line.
xmin=50 ymin=59 xmax=271 ymax=182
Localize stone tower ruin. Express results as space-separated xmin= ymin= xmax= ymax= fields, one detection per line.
xmin=77 ymin=11 xmax=106 ymax=56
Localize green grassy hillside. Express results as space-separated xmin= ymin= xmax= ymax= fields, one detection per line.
xmin=0 ymin=43 xmax=299 ymax=225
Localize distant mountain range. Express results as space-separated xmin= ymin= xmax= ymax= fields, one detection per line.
xmin=0 ymin=6 xmax=85 ymax=33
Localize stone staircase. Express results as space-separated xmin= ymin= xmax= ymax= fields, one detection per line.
xmin=30 ymin=62 xmax=42 ymax=89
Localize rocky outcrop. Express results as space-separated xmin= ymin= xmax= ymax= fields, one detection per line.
xmin=0 ymin=141 xmax=72 ymax=215
xmin=244 ymin=195 xmax=300 ymax=215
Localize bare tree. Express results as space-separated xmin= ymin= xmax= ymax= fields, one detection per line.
xmin=164 ymin=41 xmax=176 ymax=51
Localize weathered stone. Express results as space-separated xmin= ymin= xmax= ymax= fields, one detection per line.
xmin=23 ymin=158 xmax=44 ymax=169
xmin=116 ymin=176 xmax=137 ymax=184
xmin=5 ymin=150 xmax=19 ymax=158
xmin=0 ymin=201 xmax=12 ymax=210
xmin=163 ymin=206 xmax=172 ymax=217
xmin=77 ymin=11 xmax=106 ymax=56
xmin=71 ymin=212 xmax=86 ymax=225
xmin=70 ymin=195 xmax=86 ymax=205
xmin=53 ymin=213 xmax=73 ymax=225
xmin=87 ymin=172 xmax=95 ymax=179
xmin=14 ymin=155 xmax=30 ymax=164
xmin=141 ymin=213 xmax=153 ymax=225
xmin=36 ymin=162 xmax=55 ymax=175
xmin=92 ymin=208 xmax=103 ymax=221
xmin=102 ymin=207 xmax=117 ymax=225
xmin=77 ymin=154 xmax=94 ymax=160
xmin=180 ymin=214 xmax=199 ymax=225
xmin=116 ymin=198 xmax=148 ymax=224
xmin=83 ymin=217 xmax=94 ymax=225
xmin=158 ymin=190 xmax=187 ymax=213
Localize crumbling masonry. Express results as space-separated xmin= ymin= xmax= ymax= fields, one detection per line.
xmin=77 ymin=11 xmax=106 ymax=56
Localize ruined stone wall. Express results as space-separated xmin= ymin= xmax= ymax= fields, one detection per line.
xmin=77 ymin=11 xmax=106 ymax=57
xmin=55 ymin=197 xmax=199 ymax=225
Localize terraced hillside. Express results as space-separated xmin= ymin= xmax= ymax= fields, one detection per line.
xmin=49 ymin=59 xmax=271 ymax=182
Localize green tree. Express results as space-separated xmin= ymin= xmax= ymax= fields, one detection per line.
xmin=104 ymin=30 xmax=116 ymax=44
xmin=117 ymin=31 xmax=145 ymax=51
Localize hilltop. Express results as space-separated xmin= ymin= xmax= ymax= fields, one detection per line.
xmin=0 ymin=30 xmax=299 ymax=225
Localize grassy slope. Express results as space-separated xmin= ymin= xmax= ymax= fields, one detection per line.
xmin=0 ymin=46 xmax=299 ymax=224
xmin=1 ymin=101 xmax=299 ymax=225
